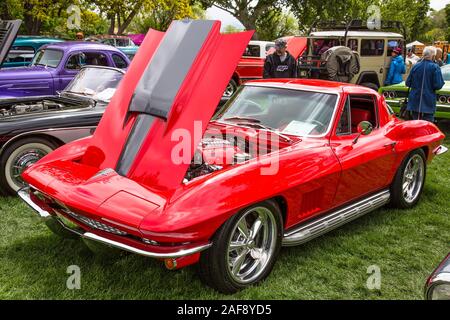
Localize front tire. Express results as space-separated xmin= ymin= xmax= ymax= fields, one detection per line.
xmin=198 ymin=201 xmax=283 ymax=293
xmin=390 ymin=149 xmax=426 ymax=209
xmin=0 ymin=137 xmax=57 ymax=196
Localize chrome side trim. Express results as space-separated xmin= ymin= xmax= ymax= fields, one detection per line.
xmin=433 ymin=145 xmax=448 ymax=156
xmin=282 ymin=190 xmax=390 ymax=247
xmin=18 ymin=187 xmax=212 ymax=259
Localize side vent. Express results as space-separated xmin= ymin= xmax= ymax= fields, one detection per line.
xmin=299 ymin=187 xmax=323 ymax=217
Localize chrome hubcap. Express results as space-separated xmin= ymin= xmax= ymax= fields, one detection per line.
xmin=223 ymin=81 xmax=236 ymax=97
xmin=402 ymin=154 xmax=424 ymax=203
xmin=227 ymin=207 xmax=277 ymax=284
xmin=10 ymin=148 xmax=48 ymax=187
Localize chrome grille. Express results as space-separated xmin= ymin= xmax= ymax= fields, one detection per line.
xmin=62 ymin=210 xmax=127 ymax=236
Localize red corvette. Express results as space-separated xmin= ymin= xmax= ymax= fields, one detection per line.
xmin=19 ymin=20 xmax=447 ymax=293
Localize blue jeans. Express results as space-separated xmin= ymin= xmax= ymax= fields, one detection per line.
xmin=410 ymin=111 xmax=434 ymax=122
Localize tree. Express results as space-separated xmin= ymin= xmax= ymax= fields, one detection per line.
xmin=222 ymin=25 xmax=244 ymax=33
xmin=255 ymin=9 xmax=298 ymax=40
xmin=380 ymin=0 xmax=430 ymax=42
xmin=446 ymin=4 xmax=450 ymax=41
xmin=129 ymin=0 xmax=204 ymax=32
xmin=199 ymin=0 xmax=281 ymax=39
xmin=94 ymin=0 xmax=199 ymax=34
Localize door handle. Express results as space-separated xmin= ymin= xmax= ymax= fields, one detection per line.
xmin=384 ymin=142 xmax=397 ymax=150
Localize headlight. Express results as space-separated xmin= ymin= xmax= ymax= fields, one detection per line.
xmin=424 ymin=253 xmax=450 ymax=300
xmin=438 ymin=95 xmax=447 ymax=103
xmin=429 ymin=283 xmax=450 ymax=300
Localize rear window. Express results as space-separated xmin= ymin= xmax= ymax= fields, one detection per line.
xmin=244 ymin=44 xmax=261 ymax=57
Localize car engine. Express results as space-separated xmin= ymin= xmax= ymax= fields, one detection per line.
xmin=0 ymin=100 xmax=67 ymax=118
xmin=184 ymin=136 xmax=252 ymax=182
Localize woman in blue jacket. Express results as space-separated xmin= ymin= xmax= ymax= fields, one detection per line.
xmin=406 ymin=46 xmax=445 ymax=122
xmin=385 ymin=48 xmax=406 ymax=85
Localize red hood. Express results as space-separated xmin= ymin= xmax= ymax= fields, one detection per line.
xmin=80 ymin=20 xmax=253 ymax=193
xmin=267 ymin=36 xmax=307 ymax=59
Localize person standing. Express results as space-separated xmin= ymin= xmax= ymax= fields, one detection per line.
xmin=406 ymin=46 xmax=445 ymax=122
xmin=263 ymin=38 xmax=297 ymax=79
xmin=384 ymin=47 xmax=406 ymax=86
xmin=434 ymin=47 xmax=444 ymax=67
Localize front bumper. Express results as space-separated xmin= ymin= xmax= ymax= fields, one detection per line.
xmin=18 ymin=187 xmax=212 ymax=259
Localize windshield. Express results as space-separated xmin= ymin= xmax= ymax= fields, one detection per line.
xmin=31 ymin=49 xmax=63 ymax=68
xmin=64 ymin=67 xmax=124 ymax=102
xmin=441 ymin=65 xmax=450 ymax=81
xmin=215 ymin=86 xmax=338 ymax=136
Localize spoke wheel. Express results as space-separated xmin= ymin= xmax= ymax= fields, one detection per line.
xmin=226 ymin=207 xmax=277 ymax=284
xmin=390 ymin=149 xmax=426 ymax=209
xmin=401 ymin=154 xmax=424 ymax=204
xmin=0 ymin=138 xmax=57 ymax=196
xmin=198 ymin=201 xmax=282 ymax=293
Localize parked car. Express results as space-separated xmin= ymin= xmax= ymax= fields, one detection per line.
xmin=0 ymin=19 xmax=21 ymax=67
xmin=424 ymin=253 xmax=450 ymax=300
xmin=298 ymin=19 xmax=406 ymax=91
xmin=0 ymin=66 xmax=125 ymax=195
xmin=225 ymin=38 xmax=306 ymax=97
xmin=379 ymin=64 xmax=450 ymax=119
xmin=0 ymin=41 xmax=129 ymax=99
xmin=1 ymin=36 xmax=64 ymax=68
xmin=18 ymin=20 xmax=447 ymax=294
xmin=85 ymin=35 xmax=139 ymax=60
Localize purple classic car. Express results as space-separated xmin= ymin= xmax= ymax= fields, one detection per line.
xmin=0 ymin=41 xmax=130 ymax=98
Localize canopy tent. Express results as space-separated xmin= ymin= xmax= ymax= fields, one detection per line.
xmin=406 ymin=40 xmax=424 ymax=48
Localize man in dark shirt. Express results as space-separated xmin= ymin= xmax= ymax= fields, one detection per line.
xmin=263 ymin=38 xmax=297 ymax=78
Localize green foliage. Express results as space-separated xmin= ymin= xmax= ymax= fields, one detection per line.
xmin=129 ymin=0 xmax=205 ymax=33
xmin=199 ymin=0 xmax=277 ymax=39
xmin=255 ymin=9 xmax=298 ymax=41
xmin=222 ymin=25 xmax=244 ymax=34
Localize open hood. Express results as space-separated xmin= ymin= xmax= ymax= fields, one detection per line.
xmin=0 ymin=20 xmax=21 ymax=66
xmin=267 ymin=36 xmax=307 ymax=59
xmin=81 ymin=20 xmax=253 ymax=192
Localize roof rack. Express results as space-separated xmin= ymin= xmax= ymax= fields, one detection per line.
xmin=309 ymin=19 xmax=405 ymax=43
xmin=314 ymin=19 xmax=402 ymax=31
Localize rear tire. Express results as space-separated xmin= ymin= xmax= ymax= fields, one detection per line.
xmin=390 ymin=149 xmax=426 ymax=209
xmin=198 ymin=200 xmax=283 ymax=293
xmin=0 ymin=137 xmax=57 ymax=196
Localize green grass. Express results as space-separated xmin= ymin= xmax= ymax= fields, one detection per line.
xmin=0 ymin=124 xmax=449 ymax=300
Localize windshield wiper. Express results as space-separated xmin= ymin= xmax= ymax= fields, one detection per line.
xmin=236 ymin=122 xmax=293 ymax=143
xmin=223 ymin=116 xmax=261 ymax=123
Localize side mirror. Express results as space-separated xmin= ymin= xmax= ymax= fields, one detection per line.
xmin=353 ymin=121 xmax=373 ymax=144
xmin=357 ymin=121 xmax=373 ymax=135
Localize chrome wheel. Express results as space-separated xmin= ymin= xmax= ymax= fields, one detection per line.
xmin=223 ymin=80 xmax=236 ymax=98
xmin=5 ymin=142 xmax=53 ymax=192
xmin=402 ymin=154 xmax=424 ymax=203
xmin=226 ymin=206 xmax=277 ymax=284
